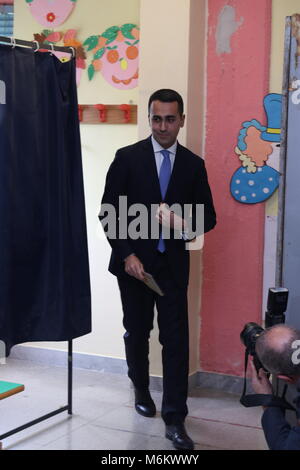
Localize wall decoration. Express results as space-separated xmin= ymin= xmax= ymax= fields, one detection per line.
xmin=83 ymin=24 xmax=139 ymax=90
xmin=230 ymin=94 xmax=282 ymax=204
xmin=78 ymin=104 xmax=137 ymax=124
xmin=34 ymin=29 xmax=86 ymax=86
xmin=26 ymin=0 xmax=77 ymax=28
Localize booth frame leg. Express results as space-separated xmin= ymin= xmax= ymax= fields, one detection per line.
xmin=0 ymin=340 xmax=73 ymax=444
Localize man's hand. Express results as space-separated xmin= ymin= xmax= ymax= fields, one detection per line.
xmin=250 ymin=360 xmax=273 ymax=395
xmin=124 ymin=254 xmax=145 ymax=281
xmin=156 ymin=203 xmax=187 ymax=230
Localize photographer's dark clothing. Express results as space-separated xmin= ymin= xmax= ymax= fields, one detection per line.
xmin=261 ymin=388 xmax=300 ymax=450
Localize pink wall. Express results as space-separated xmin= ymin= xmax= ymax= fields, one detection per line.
xmin=200 ymin=0 xmax=272 ymax=376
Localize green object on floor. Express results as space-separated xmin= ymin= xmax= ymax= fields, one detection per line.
xmin=0 ymin=381 xmax=24 ymax=400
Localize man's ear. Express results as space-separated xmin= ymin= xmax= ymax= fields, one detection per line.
xmin=180 ymin=114 xmax=186 ymax=128
xmin=277 ymin=374 xmax=297 ymax=384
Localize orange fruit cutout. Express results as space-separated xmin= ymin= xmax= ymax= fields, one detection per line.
xmin=107 ymin=49 xmax=119 ymax=63
xmin=126 ymin=45 xmax=138 ymax=60
xmin=131 ymin=28 xmax=140 ymax=40
xmin=116 ymin=31 xmax=124 ymax=42
xmin=93 ymin=59 xmax=102 ymax=71
xmin=98 ymin=36 xmax=107 ymax=48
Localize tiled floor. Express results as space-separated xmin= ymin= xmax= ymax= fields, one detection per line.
xmin=0 ymin=358 xmax=268 ymax=450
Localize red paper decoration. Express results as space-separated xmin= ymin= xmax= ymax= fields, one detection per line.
xmin=119 ymin=104 xmax=131 ymax=123
xmin=94 ymin=104 xmax=107 ymax=123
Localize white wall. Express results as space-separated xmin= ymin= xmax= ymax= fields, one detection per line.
xmin=13 ymin=0 xmax=207 ymax=378
xmin=139 ymin=0 xmax=207 ymax=375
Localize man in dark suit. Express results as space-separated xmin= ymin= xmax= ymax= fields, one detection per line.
xmin=250 ymin=324 xmax=300 ymax=450
xmin=100 ymin=89 xmax=216 ymax=450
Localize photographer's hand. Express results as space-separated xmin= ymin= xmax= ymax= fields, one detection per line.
xmin=250 ymin=360 xmax=273 ymax=395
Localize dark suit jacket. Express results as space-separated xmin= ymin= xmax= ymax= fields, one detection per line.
xmin=100 ymin=136 xmax=216 ymax=287
xmin=262 ymin=406 xmax=300 ymax=450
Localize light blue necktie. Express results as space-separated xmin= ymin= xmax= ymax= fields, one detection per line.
xmin=157 ymin=150 xmax=171 ymax=253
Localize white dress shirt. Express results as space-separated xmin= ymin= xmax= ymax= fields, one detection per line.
xmin=151 ymin=136 xmax=191 ymax=241
xmin=151 ymin=135 xmax=177 ymax=176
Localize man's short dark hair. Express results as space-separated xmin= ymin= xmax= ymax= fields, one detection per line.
xmin=148 ymin=89 xmax=184 ymax=116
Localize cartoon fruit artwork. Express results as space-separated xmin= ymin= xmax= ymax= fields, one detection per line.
xmin=33 ymin=29 xmax=86 ymax=86
xmin=84 ymin=24 xmax=140 ymax=90
xmin=26 ymin=0 xmax=77 ymax=28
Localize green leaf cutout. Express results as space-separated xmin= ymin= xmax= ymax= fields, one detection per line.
xmin=94 ymin=47 xmax=105 ymax=59
xmin=88 ymin=64 xmax=95 ymax=81
xmin=102 ymin=26 xmax=119 ymax=44
xmin=42 ymin=29 xmax=52 ymax=37
xmin=121 ymin=24 xmax=136 ymax=40
xmin=83 ymin=36 xmax=100 ymax=51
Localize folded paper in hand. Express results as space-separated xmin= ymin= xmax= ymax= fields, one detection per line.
xmin=143 ymin=273 xmax=164 ymax=296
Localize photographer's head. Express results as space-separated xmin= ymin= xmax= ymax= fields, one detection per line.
xmin=255 ymin=324 xmax=300 ymax=383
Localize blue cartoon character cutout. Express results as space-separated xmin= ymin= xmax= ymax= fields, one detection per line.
xmin=230 ymin=93 xmax=281 ymax=204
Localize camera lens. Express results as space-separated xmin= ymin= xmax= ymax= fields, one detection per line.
xmin=240 ymin=322 xmax=264 ymax=355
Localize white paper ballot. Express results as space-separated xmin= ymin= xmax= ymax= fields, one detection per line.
xmin=143 ymin=273 xmax=164 ymax=296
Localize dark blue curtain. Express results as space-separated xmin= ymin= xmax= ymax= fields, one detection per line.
xmin=0 ymin=44 xmax=91 ymax=354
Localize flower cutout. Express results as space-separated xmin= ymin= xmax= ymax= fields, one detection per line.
xmin=46 ymin=12 xmax=56 ymax=23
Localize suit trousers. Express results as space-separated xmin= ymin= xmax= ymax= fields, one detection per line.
xmin=117 ymin=252 xmax=189 ymax=425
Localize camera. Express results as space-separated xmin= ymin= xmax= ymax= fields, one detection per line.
xmin=240 ymin=322 xmax=265 ymax=373
xmin=239 ymin=288 xmax=296 ymax=411
xmin=240 ymin=288 xmax=289 ymax=373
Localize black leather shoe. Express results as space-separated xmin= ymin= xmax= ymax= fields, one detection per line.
xmin=134 ymin=388 xmax=156 ymax=417
xmin=165 ymin=424 xmax=194 ymax=450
